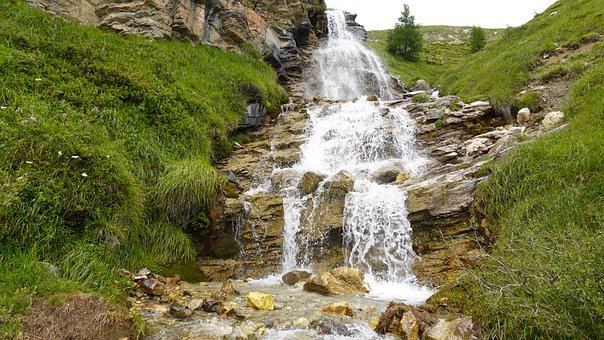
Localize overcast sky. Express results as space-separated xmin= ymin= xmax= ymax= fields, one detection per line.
xmin=325 ymin=0 xmax=558 ymax=30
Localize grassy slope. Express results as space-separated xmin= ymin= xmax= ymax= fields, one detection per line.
xmin=367 ymin=26 xmax=501 ymax=86
xmin=415 ymin=1 xmax=603 ymax=338
xmin=0 ymin=0 xmax=287 ymax=335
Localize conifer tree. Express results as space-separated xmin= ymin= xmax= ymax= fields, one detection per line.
xmin=387 ymin=4 xmax=422 ymax=61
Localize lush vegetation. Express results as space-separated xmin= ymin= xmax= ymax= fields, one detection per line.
xmin=368 ymin=26 xmax=501 ymax=87
xmin=417 ymin=0 xmax=604 ymax=338
xmin=0 ymin=0 xmax=287 ymax=335
xmin=387 ymin=4 xmax=422 ymax=61
xmin=469 ymin=26 xmax=486 ymax=53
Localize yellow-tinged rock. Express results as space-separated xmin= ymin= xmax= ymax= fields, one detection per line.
xmin=321 ymin=301 xmax=353 ymax=316
xmin=246 ymin=292 xmax=274 ymax=310
xmin=396 ymin=172 xmax=411 ymax=182
xmin=400 ymin=311 xmax=420 ymax=340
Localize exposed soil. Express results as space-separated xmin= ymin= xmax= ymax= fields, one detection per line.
xmin=21 ymin=293 xmax=133 ymax=340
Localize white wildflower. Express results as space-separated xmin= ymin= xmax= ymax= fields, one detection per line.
xmin=0 ymin=106 xmax=6 ymax=110
xmin=35 ymin=78 xmax=42 ymax=81
xmin=71 ymin=155 xmax=80 ymax=159
xmin=26 ymin=161 xmax=33 ymax=164
xmin=58 ymin=151 xmax=63 ymax=156
xmin=81 ymin=173 xmax=88 ymax=177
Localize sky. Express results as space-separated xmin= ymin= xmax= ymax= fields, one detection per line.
xmin=325 ymin=0 xmax=558 ymax=30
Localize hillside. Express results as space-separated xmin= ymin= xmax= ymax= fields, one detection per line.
xmin=0 ymin=1 xmax=286 ymax=336
xmin=367 ymin=26 xmax=502 ymax=87
xmin=414 ymin=0 xmax=603 ymax=338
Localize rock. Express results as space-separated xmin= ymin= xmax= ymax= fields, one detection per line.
xmin=426 ymin=317 xmax=478 ymax=340
xmin=400 ymin=311 xmax=420 ymax=340
xmin=282 ymin=270 xmax=312 ymax=285
xmin=303 ymin=267 xmax=370 ymax=295
xmin=218 ymin=301 xmax=239 ymax=317
xmin=309 ymin=318 xmax=351 ymax=336
xmin=140 ymin=278 xmax=164 ymax=296
xmin=412 ymin=79 xmax=431 ymax=92
xmin=271 ymin=169 xmax=299 ymax=190
xmin=396 ymin=172 xmax=411 ymax=183
xmin=299 ymin=171 xmax=326 ymax=196
xmin=541 ymin=111 xmax=565 ymax=130
xmin=169 ymin=304 xmax=193 ymax=319
xmin=321 ymin=302 xmax=353 ymax=317
xmin=215 ymin=279 xmax=239 ymax=301
xmin=372 ymin=167 xmax=401 ymax=184
xmin=245 ymin=292 xmax=275 ymax=310
xmin=463 ymin=137 xmax=491 ymax=157
xmin=202 ymin=297 xmax=222 ymax=313
xmin=375 ymin=302 xmax=438 ymax=337
xmin=133 ymin=267 xmax=151 ymax=281
xmin=186 ymin=299 xmax=205 ymax=311
xmin=324 ymin=170 xmax=355 ymax=192
xmin=517 ymin=107 xmax=531 ymax=124
xmin=367 ymin=95 xmax=379 ymax=102
xmin=294 ymin=317 xmax=310 ymax=327
xmin=198 ymin=259 xmax=242 ymax=282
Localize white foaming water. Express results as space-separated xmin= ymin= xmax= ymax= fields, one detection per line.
xmin=309 ymin=10 xmax=393 ymax=100
xmin=274 ymin=10 xmax=434 ymax=304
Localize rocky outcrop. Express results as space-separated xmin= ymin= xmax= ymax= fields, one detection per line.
xmin=28 ymin=0 xmax=327 ymax=93
xmin=344 ymin=12 xmax=366 ymax=40
xmin=303 ymin=267 xmax=370 ymax=295
xmin=375 ymin=302 xmax=479 ymax=339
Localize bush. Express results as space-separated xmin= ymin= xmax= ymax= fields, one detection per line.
xmin=412 ymin=92 xmax=430 ymax=103
xmin=469 ymin=26 xmax=486 ymax=52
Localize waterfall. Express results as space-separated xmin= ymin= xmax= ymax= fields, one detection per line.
xmin=308 ymin=10 xmax=394 ymax=100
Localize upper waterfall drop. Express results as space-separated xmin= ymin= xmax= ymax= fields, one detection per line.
xmin=307 ymin=10 xmax=395 ymax=100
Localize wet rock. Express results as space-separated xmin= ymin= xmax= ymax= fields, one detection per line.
xmin=202 ymin=297 xmax=222 ymax=313
xmin=271 ymin=169 xmax=299 ymax=190
xmin=541 ymin=111 xmax=565 ymax=130
xmin=412 ymin=79 xmax=431 ymax=92
xmin=426 ymin=317 xmax=478 ymax=340
xmin=299 ymin=171 xmax=326 ymax=195
xmin=375 ymin=302 xmax=438 ymax=337
xmin=367 ymin=95 xmax=379 ymax=102
xmin=372 ymin=166 xmax=401 ymax=184
xmin=400 ymin=311 xmax=420 ymax=340
xmin=169 ymin=304 xmax=193 ymax=319
xmin=218 ymin=301 xmax=239 ymax=317
xmin=186 ymin=299 xmax=204 ymax=311
xmin=140 ymin=278 xmax=164 ymax=296
xmin=198 ymin=259 xmax=242 ymax=282
xmin=215 ymin=279 xmax=239 ymax=301
xmin=324 ymin=170 xmax=355 ymax=192
xmin=396 ymin=172 xmax=411 ymax=183
xmin=309 ymin=318 xmax=351 ymax=336
xmin=303 ymin=267 xmax=370 ymax=295
xmin=321 ymin=301 xmax=354 ymax=316
xmin=246 ymin=292 xmax=275 ymax=310
xmin=282 ymin=270 xmax=312 ymax=285
xmin=517 ymin=107 xmax=531 ymax=124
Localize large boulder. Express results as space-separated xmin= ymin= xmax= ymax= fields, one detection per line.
xmin=412 ymin=79 xmax=431 ymax=92
xmin=375 ymin=302 xmax=438 ymax=337
xmin=303 ymin=267 xmax=370 ymax=295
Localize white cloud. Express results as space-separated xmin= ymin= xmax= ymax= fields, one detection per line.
xmin=325 ymin=0 xmax=558 ymax=30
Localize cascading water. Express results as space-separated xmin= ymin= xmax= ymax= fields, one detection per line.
xmin=277 ymin=9 xmax=433 ymax=304
xmin=308 ymin=10 xmax=394 ymax=100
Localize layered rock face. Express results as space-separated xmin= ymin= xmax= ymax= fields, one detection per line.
xmin=27 ymin=0 xmax=326 ymax=92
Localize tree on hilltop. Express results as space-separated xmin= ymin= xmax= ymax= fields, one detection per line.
xmin=387 ymin=4 xmax=422 ymax=61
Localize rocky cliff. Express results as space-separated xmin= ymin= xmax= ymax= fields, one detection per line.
xmin=27 ymin=0 xmax=326 ymax=94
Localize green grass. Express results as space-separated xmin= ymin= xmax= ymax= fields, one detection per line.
xmin=422 ymin=1 xmax=604 ymax=338
xmin=367 ymin=26 xmax=502 ymax=86
xmin=0 ymin=1 xmax=287 ymax=335
xmin=438 ymin=0 xmax=604 ymax=107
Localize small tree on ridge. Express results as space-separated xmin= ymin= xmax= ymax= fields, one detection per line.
xmin=387 ymin=4 xmax=422 ymax=61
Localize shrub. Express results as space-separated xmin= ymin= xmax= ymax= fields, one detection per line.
xmin=412 ymin=92 xmax=430 ymax=103
xmin=469 ymin=26 xmax=486 ymax=52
